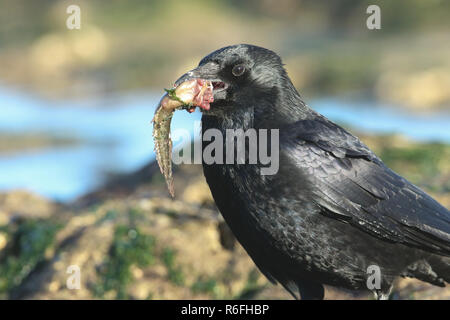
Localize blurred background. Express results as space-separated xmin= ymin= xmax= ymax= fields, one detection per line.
xmin=0 ymin=0 xmax=448 ymax=299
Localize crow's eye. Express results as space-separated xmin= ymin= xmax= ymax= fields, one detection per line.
xmin=232 ymin=64 xmax=246 ymax=77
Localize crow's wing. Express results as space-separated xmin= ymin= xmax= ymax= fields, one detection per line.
xmin=283 ymin=118 xmax=450 ymax=255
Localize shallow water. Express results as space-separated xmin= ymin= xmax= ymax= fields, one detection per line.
xmin=0 ymin=87 xmax=448 ymax=202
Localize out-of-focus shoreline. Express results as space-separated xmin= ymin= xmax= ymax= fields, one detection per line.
xmin=1 ymin=1 xmax=450 ymax=111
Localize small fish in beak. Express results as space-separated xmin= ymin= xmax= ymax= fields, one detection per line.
xmin=152 ymin=78 xmax=214 ymax=197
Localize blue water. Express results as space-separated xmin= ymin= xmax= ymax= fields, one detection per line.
xmin=0 ymin=87 xmax=448 ymax=202
xmin=313 ymin=99 xmax=450 ymax=142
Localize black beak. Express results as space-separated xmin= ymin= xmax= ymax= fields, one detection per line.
xmin=174 ymin=63 xmax=228 ymax=100
xmin=174 ymin=62 xmax=220 ymax=86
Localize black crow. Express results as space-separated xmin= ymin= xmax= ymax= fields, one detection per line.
xmin=175 ymin=44 xmax=450 ymax=299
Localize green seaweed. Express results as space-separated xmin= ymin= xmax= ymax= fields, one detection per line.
xmin=128 ymin=208 xmax=144 ymax=226
xmin=379 ymin=142 xmax=449 ymax=192
xmin=0 ymin=219 xmax=60 ymax=298
xmin=234 ymin=268 xmax=266 ymax=300
xmin=96 ymin=209 xmax=119 ymax=225
xmin=161 ymin=247 xmax=185 ymax=286
xmin=191 ymin=277 xmax=218 ymax=296
xmin=93 ymin=225 xmax=156 ymax=299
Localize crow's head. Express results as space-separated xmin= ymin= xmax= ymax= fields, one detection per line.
xmin=175 ymin=44 xmax=307 ymax=124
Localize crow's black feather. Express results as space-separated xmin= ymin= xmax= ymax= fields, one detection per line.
xmin=283 ymin=118 xmax=450 ymax=254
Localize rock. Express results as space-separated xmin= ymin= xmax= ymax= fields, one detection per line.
xmin=7 ymin=195 xmax=262 ymax=300
xmin=0 ymin=190 xmax=56 ymax=221
xmin=0 ymin=158 xmax=448 ymax=300
xmin=181 ymin=178 xmax=214 ymax=206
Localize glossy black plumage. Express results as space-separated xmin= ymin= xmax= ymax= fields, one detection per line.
xmin=184 ymin=44 xmax=450 ymax=299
